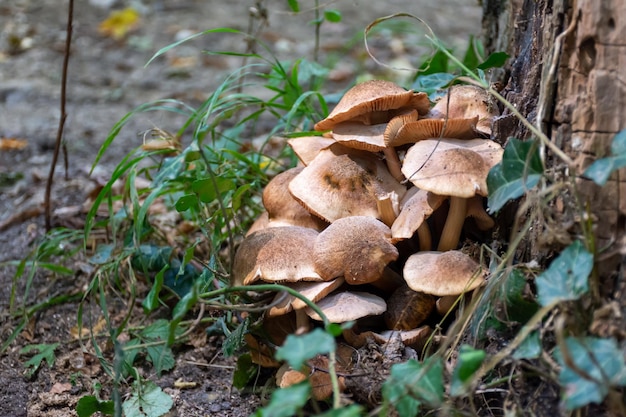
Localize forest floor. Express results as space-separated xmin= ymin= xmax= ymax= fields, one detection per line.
xmin=0 ymin=0 xmax=482 ymax=415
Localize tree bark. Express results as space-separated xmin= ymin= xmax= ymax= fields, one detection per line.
xmin=482 ymin=0 xmax=626 ymax=281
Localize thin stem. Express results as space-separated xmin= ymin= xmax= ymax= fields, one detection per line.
xmin=45 ymin=0 xmax=73 ymax=230
xmin=438 ymin=196 xmax=467 ymax=251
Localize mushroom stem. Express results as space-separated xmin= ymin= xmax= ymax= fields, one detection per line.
xmin=295 ymin=309 xmax=310 ymax=334
xmin=383 ymin=147 xmax=405 ymax=182
xmin=416 ymin=222 xmax=432 ymax=251
xmin=369 ymin=266 xmax=404 ymax=293
xmin=437 ymin=196 xmax=467 ymax=251
xmin=376 ymin=194 xmax=397 ymax=227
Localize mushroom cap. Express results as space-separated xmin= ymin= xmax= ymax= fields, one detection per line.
xmin=331 ymin=122 xmax=387 ymax=151
xmin=314 ymin=216 xmax=399 ymax=284
xmin=387 ymin=116 xmax=479 ymax=147
xmin=287 ymin=136 xmax=337 ymax=166
xmin=262 ymin=167 xmax=328 ymax=231
xmin=401 ymin=138 xmax=503 ymax=197
xmin=403 ymin=250 xmax=485 ymax=296
xmin=430 ymin=85 xmax=500 ymax=136
xmin=246 ymin=211 xmax=270 ymax=237
xmin=266 ymin=277 xmax=345 ymax=317
xmin=288 ymin=146 xmax=406 ymax=223
xmin=384 ymin=285 xmax=436 ymax=330
xmin=314 ymin=80 xmax=430 ymax=131
xmin=305 ymin=291 xmax=387 ymax=322
xmin=391 ymin=187 xmax=446 ymax=242
xmin=232 ymin=226 xmax=323 ymax=286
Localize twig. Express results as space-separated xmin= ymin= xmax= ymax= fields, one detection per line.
xmin=45 ymin=0 xmax=73 ymax=230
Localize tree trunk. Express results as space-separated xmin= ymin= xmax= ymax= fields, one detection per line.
xmin=482 ymin=0 xmax=626 ymax=282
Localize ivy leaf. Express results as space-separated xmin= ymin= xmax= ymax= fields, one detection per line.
xmin=275 ymin=328 xmax=336 ymax=371
xmin=223 ymin=316 xmax=249 ymax=357
xmin=554 ymin=337 xmax=626 ymax=410
xmin=477 ymin=51 xmax=510 ymax=70
xmin=174 ymin=194 xmax=198 ymax=212
xmin=254 ymin=382 xmax=311 ymax=417
xmin=450 ymin=345 xmax=486 ymax=396
xmin=122 ymin=381 xmax=173 ymax=417
xmin=20 ymin=343 xmax=59 ymax=377
xmin=232 ymin=353 xmax=257 ymax=389
xmin=487 ymin=138 xmax=544 ymax=213
xmin=513 ymin=331 xmax=542 ymax=360
xmin=535 ymin=240 xmax=592 ymax=306
xmin=382 ymin=357 xmax=444 ymax=417
xmin=76 ymin=395 xmax=115 ymax=417
xmin=583 ymin=129 xmax=626 ymax=186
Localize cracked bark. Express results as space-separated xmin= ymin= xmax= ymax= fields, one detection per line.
xmin=482 ymin=0 xmax=626 ymax=280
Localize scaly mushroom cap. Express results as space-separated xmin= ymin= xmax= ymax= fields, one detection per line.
xmin=391 ymin=187 xmax=446 ymax=242
xmin=305 ymin=291 xmax=387 ymax=322
xmin=232 ymin=226 xmax=323 ymax=286
xmin=314 ymin=216 xmax=399 ymax=284
xmin=263 ymin=167 xmax=328 ymax=231
xmin=401 ymin=138 xmax=503 ymax=197
xmin=289 ymin=146 xmax=406 ymax=223
xmin=403 ymin=250 xmax=485 ymax=296
xmin=430 ymin=85 xmax=500 ymax=136
xmin=314 ymin=80 xmax=430 ymax=131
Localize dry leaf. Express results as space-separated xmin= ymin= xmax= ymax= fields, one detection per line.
xmin=0 ymin=137 xmax=28 ymax=150
xmin=49 ymin=382 xmax=72 ymax=394
xmin=98 ymin=7 xmax=140 ymax=40
xmin=174 ymin=378 xmax=198 ymax=389
xmin=70 ymin=318 xmax=107 ymax=339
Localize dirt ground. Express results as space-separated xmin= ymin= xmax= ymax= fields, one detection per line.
xmin=0 ymin=1 xmax=482 ymax=415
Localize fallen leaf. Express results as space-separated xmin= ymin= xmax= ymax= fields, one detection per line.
xmin=0 ymin=137 xmax=28 ymax=150
xmin=98 ymin=7 xmax=140 ymax=40
xmin=49 ymin=382 xmax=72 ymax=394
xmin=174 ymin=378 xmax=197 ymax=389
xmin=70 ymin=318 xmax=107 ymax=339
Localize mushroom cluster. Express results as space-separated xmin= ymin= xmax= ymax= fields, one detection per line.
xmin=233 ymin=80 xmax=502 ymax=373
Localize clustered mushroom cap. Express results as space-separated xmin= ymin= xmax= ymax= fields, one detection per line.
xmin=391 ymin=187 xmax=446 ymax=242
xmin=305 ymin=291 xmax=387 ymax=322
xmin=314 ymin=79 xmax=430 ymax=131
xmin=313 ymin=216 xmax=399 ymax=284
xmin=401 ymin=138 xmax=504 ymax=198
xmin=288 ymin=146 xmax=405 ymax=223
xmin=231 ymin=226 xmax=323 ymax=286
xmin=403 ymin=250 xmax=485 ymax=296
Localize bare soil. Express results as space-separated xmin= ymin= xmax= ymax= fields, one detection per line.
xmin=0 ymin=1 xmax=482 ymax=415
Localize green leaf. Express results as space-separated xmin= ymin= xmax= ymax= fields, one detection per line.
xmin=191 ymin=177 xmax=236 ymax=203
xmin=141 ymin=265 xmax=166 ymax=313
xmin=232 ymin=353 xmax=257 ymax=389
xmin=287 ymin=0 xmax=299 ymax=12
xmin=223 ymin=316 xmax=249 ymax=357
xmin=174 ymin=194 xmax=198 ymax=212
xmin=254 ymin=382 xmax=311 ymax=417
xmin=513 ymin=330 xmax=542 ymax=360
xmin=477 ymin=51 xmax=510 ymax=70
xmin=412 ymin=72 xmax=455 ymax=95
xmin=323 ymin=9 xmax=342 ymax=23
xmin=498 ymin=268 xmax=538 ymax=323
xmin=535 ymin=240 xmax=592 ymax=306
xmin=487 ymin=138 xmax=544 ymax=213
xmin=275 ymin=328 xmax=336 ymax=371
xmin=583 ymin=129 xmax=626 ymax=186
xmin=382 ymin=357 xmax=444 ymax=417
xmin=450 ymin=345 xmax=486 ymax=396
xmin=315 ymin=405 xmax=364 ymax=417
xmin=418 ymin=48 xmax=450 ymax=75
xmin=554 ymin=337 xmax=626 ymax=410
xmin=90 ymin=243 xmax=115 ymax=265
xmin=122 ymin=381 xmax=173 ymax=417
xmin=461 ymin=36 xmax=480 ymax=70
xmin=20 ymin=343 xmax=59 ymax=377
xmin=76 ymin=395 xmax=115 ymax=417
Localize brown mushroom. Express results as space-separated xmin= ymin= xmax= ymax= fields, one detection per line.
xmin=429 ymin=85 xmax=500 ymax=136
xmin=263 ymin=167 xmax=328 ymax=231
xmin=305 ymin=291 xmax=387 ymax=322
xmin=403 ymin=251 xmax=486 ymax=297
xmin=386 ymin=116 xmax=479 ymax=147
xmin=266 ymin=277 xmax=345 ymax=317
xmin=231 ymin=226 xmax=323 ymax=286
xmin=314 ymin=79 xmax=430 ymax=132
xmin=288 ymin=145 xmax=406 ymax=224
xmin=287 ymin=136 xmax=337 ymax=166
xmin=391 ymin=187 xmax=447 ymax=249
xmin=313 ymin=216 xmax=399 ymax=286
xmin=401 ymin=138 xmax=503 ymax=251
xmin=384 ymin=284 xmax=436 ymax=330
